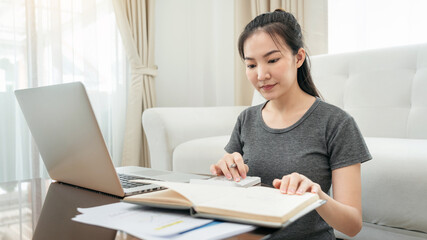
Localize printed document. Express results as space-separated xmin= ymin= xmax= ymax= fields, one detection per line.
xmin=72 ymin=202 xmax=255 ymax=239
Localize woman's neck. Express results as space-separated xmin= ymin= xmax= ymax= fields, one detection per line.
xmin=266 ymin=87 xmax=315 ymax=114
xmin=262 ymin=89 xmax=316 ymax=129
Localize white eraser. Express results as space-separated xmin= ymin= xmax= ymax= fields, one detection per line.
xmin=189 ymin=176 xmax=261 ymax=188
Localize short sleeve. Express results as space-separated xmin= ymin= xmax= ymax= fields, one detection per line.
xmin=224 ymin=115 xmax=244 ymax=155
xmin=327 ymin=116 xmax=372 ymax=170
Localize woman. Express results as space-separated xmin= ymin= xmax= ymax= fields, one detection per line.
xmin=210 ymin=9 xmax=371 ymax=239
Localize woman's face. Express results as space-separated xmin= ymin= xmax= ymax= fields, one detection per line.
xmin=243 ymin=31 xmax=305 ymax=101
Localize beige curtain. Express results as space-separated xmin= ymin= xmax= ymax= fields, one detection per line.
xmin=113 ymin=0 xmax=157 ymax=167
xmin=234 ymin=0 xmax=328 ymax=106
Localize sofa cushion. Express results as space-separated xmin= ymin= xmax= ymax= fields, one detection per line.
xmin=173 ymin=135 xmax=230 ymax=175
xmin=310 ymin=44 xmax=427 ymax=139
xmin=336 ymin=222 xmax=427 ymax=240
xmin=361 ymin=137 xmax=427 ymax=234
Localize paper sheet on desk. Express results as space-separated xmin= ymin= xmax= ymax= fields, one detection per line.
xmin=72 ymin=202 xmax=255 ymax=240
xmin=73 ymin=202 xmax=210 ymax=237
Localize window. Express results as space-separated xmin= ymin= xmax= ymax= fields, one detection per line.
xmin=0 ymin=0 xmax=127 ymax=182
xmin=328 ymin=0 xmax=427 ymax=54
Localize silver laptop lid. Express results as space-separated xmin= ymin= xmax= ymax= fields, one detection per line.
xmin=15 ymin=82 xmax=125 ymax=197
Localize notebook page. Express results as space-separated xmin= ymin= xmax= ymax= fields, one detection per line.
xmin=197 ymin=186 xmax=318 ymax=219
xmin=131 ymin=180 xmax=241 ymax=205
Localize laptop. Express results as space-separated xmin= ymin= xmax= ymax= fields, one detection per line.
xmin=15 ymin=82 xmax=208 ymax=197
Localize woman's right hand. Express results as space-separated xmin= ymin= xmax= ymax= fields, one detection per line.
xmin=209 ymin=152 xmax=249 ymax=182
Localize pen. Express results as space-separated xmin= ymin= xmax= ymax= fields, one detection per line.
xmin=230 ymin=159 xmax=249 ymax=168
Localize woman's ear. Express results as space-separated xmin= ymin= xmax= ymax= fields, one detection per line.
xmin=296 ymin=48 xmax=306 ymax=68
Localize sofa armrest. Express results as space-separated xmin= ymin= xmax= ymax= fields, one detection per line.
xmin=142 ymin=106 xmax=248 ymax=170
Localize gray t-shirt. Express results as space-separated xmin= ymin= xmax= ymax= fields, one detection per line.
xmin=225 ymin=98 xmax=372 ymax=240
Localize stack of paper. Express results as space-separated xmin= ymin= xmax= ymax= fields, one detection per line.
xmin=72 ymin=202 xmax=255 ymax=240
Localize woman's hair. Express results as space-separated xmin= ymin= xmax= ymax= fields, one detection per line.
xmin=238 ymin=9 xmax=321 ymax=98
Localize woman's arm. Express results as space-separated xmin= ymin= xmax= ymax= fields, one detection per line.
xmin=316 ymin=163 xmax=362 ymax=237
xmin=273 ymin=163 xmax=363 ymax=237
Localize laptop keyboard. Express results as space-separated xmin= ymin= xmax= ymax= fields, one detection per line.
xmin=118 ymin=173 xmax=155 ymax=189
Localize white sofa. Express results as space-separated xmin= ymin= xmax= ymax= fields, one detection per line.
xmin=143 ymin=43 xmax=427 ymax=239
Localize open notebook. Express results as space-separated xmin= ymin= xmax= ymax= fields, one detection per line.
xmin=124 ymin=180 xmax=326 ymax=228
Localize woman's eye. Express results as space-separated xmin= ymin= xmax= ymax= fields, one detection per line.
xmin=268 ymin=58 xmax=280 ymax=63
xmin=247 ymin=64 xmax=256 ymax=69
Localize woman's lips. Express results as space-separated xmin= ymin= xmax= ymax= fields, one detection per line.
xmin=261 ymin=84 xmax=276 ymax=91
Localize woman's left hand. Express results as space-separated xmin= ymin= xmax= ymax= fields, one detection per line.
xmin=273 ymin=172 xmax=321 ymax=195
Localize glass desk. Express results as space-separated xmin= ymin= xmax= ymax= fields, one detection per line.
xmin=0 ymin=178 xmax=272 ymax=240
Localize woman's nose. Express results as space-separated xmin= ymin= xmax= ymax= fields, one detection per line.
xmin=257 ymin=65 xmax=271 ymax=81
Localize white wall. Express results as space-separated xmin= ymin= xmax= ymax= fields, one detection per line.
xmin=303 ymin=0 xmax=328 ymax=55
xmin=155 ymin=0 xmax=234 ymax=107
